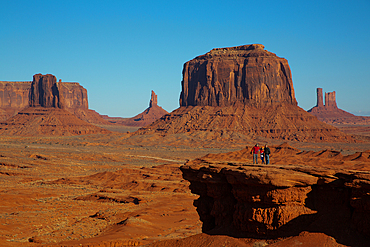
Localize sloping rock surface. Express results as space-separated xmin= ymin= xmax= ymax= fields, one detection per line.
xmin=135 ymin=104 xmax=354 ymax=142
xmin=104 ymin=90 xmax=168 ymax=127
xmin=0 ymin=107 xmax=110 ymax=136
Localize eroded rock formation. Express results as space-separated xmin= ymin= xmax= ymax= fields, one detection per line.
xmin=180 ymin=144 xmax=370 ymax=245
xmin=180 ymin=44 xmax=297 ymax=107
xmin=29 ymin=74 xmax=64 ymax=108
xmin=104 ymin=90 xmax=168 ymax=127
xmin=308 ymin=88 xmax=370 ymax=125
xmin=135 ymin=44 xmax=354 ymax=142
xmin=149 ymin=90 xmax=158 ymax=107
xmin=0 ymin=76 xmax=89 ymax=121
xmin=0 ymin=74 xmax=110 ymax=136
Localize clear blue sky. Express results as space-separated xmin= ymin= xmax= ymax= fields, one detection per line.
xmin=1 ymin=0 xmax=369 ymax=117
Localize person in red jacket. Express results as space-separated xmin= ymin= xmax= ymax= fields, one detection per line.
xmin=250 ymin=144 xmax=260 ymax=164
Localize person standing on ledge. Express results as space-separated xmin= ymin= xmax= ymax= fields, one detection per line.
xmin=264 ymin=145 xmax=271 ymax=164
xmin=250 ymin=144 xmax=260 ymax=164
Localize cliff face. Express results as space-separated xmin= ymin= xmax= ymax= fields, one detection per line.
xmin=180 ymin=146 xmax=370 ymax=244
xmin=180 ymin=44 xmax=297 ymax=107
xmin=0 ymin=76 xmax=89 ymax=121
xmin=0 ymin=74 xmax=110 ymax=136
xmin=60 ymin=81 xmax=88 ymax=109
xmin=29 ymin=74 xmax=64 ymax=108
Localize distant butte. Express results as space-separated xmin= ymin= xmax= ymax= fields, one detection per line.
xmin=0 ymin=74 xmax=110 ymax=136
xmin=135 ymin=44 xmax=354 ymax=142
xmin=103 ymin=90 xmax=168 ymax=127
xmin=0 ymin=75 xmax=109 ymax=125
xmin=308 ymin=88 xmax=370 ymax=125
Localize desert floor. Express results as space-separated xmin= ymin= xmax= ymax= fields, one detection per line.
xmin=1 ymin=125 xmax=370 ymax=247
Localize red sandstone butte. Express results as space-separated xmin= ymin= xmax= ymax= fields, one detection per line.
xmin=135 ymin=44 xmax=354 ymax=142
xmin=0 ymin=74 xmax=110 ymax=136
xmin=180 ymin=44 xmax=296 ymax=107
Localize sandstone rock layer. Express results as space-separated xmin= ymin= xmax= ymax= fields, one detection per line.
xmin=135 ymin=104 xmax=353 ymax=142
xmin=0 ymin=107 xmax=110 ymax=136
xmin=0 ymin=77 xmax=89 ymax=121
xmin=180 ymin=44 xmax=297 ymax=107
xmin=181 ymin=144 xmax=370 ymax=245
xmin=29 ymin=74 xmax=64 ymax=108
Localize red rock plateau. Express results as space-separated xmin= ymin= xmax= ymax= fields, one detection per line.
xmin=0 ymin=74 xmax=110 ymax=136
xmin=136 ymin=44 xmax=354 ymax=143
xmin=103 ymin=91 xmax=168 ymax=127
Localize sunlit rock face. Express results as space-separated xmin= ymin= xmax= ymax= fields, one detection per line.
xmin=180 ymin=44 xmax=297 ymax=107
xmin=29 ymin=74 xmax=64 ymax=108
xmin=0 ymin=74 xmax=88 ymax=121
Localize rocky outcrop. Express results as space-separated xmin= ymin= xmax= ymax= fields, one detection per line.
xmin=180 ymin=145 xmax=370 ymax=245
xmin=180 ymin=44 xmax=297 ymax=108
xmin=29 ymin=74 xmax=64 ymax=108
xmin=104 ymin=90 xmax=168 ymax=127
xmin=0 ymin=74 xmax=110 ymax=136
xmin=0 ymin=76 xmax=89 ymax=121
xmin=135 ymin=45 xmax=354 ymax=142
xmin=149 ymin=90 xmax=157 ymax=107
xmin=308 ymin=88 xmax=370 ymax=125
xmin=60 ymin=80 xmax=88 ymax=109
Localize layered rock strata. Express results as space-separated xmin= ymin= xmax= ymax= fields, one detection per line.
xmin=29 ymin=74 xmax=64 ymax=108
xmin=0 ymin=74 xmax=110 ymax=136
xmin=135 ymin=44 xmax=354 ymax=142
xmin=180 ymin=44 xmax=297 ymax=107
xmin=181 ymin=147 xmax=370 ymax=243
xmin=0 ymin=107 xmax=110 ymax=136
xmin=0 ymin=77 xmax=89 ymax=121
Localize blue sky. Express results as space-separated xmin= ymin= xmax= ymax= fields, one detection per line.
xmin=1 ymin=0 xmax=369 ymax=117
